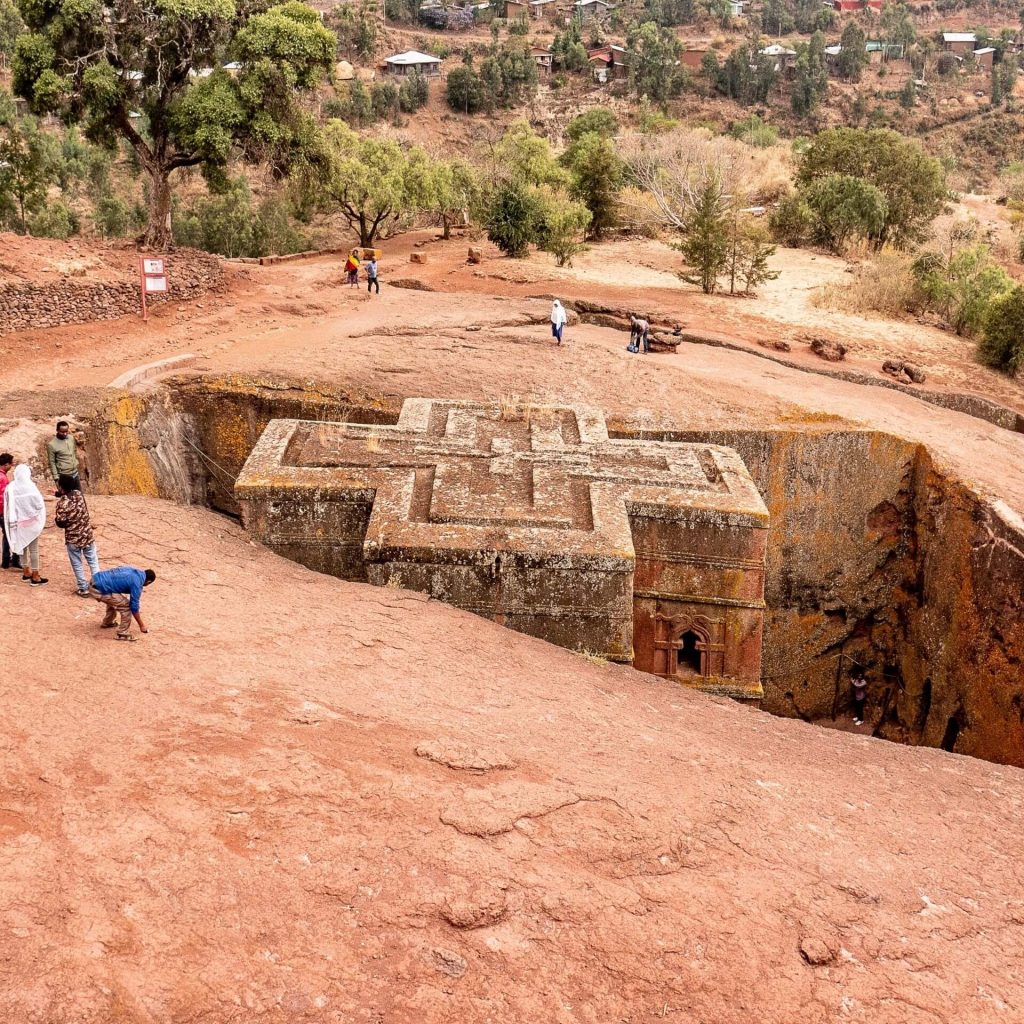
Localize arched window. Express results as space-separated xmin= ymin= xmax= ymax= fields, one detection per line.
xmin=676 ymin=629 xmax=705 ymax=678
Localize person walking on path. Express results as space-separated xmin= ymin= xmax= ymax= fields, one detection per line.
xmin=366 ymin=257 xmax=380 ymax=295
xmin=0 ymin=453 xmax=20 ymax=572
xmin=46 ymin=421 xmax=79 ymax=487
xmin=344 ymin=251 xmax=360 ymax=287
xmin=550 ymin=300 xmax=567 ymax=345
xmin=4 ymin=464 xmax=47 ymax=586
xmin=88 ymin=566 xmax=156 ymax=642
xmin=55 ymin=474 xmax=99 ymax=597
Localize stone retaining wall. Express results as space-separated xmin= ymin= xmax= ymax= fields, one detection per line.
xmin=0 ymin=251 xmax=224 ymax=334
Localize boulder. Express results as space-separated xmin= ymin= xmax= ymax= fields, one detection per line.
xmin=809 ymin=337 xmax=847 ymax=363
xmin=467 ymin=247 xmax=483 ymax=265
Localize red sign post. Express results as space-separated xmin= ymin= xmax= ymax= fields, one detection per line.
xmin=139 ymin=257 xmax=169 ymax=321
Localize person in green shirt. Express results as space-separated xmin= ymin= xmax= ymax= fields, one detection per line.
xmin=46 ymin=420 xmax=79 ymax=486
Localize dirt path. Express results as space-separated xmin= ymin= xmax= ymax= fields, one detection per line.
xmin=1 ymin=494 xmax=1022 ymax=1023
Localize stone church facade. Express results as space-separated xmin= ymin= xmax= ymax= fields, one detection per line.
xmin=236 ymin=399 xmax=769 ymax=699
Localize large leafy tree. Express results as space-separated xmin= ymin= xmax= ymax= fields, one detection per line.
xmin=563 ymin=130 xmax=623 ymax=239
xmin=429 ymin=158 xmax=479 ymax=239
xmin=795 ymin=127 xmax=947 ymax=246
xmin=12 ymin=0 xmax=335 ymax=247
xmin=318 ymin=120 xmax=434 ymax=246
xmin=627 ymin=21 xmax=685 ymax=103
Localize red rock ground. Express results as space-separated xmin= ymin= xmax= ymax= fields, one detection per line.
xmin=1 ymin=495 xmax=1023 ymax=1023
xmin=3 ymin=230 xmax=1024 ymax=1022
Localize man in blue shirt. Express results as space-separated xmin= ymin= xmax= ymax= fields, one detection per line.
xmin=88 ymin=566 xmax=156 ymax=642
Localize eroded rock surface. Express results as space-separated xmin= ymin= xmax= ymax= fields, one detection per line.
xmin=0 ymin=495 xmax=1021 ymax=1023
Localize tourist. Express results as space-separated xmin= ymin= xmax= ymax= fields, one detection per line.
xmin=46 ymin=420 xmax=79 ymax=488
xmin=851 ymin=673 xmax=868 ymax=725
xmin=551 ymin=299 xmax=567 ymax=345
xmin=0 ymin=453 xmax=20 ymax=572
xmin=628 ymin=315 xmax=650 ymax=354
xmin=366 ymin=256 xmax=380 ymax=295
xmin=55 ymin=473 xmax=99 ymax=597
xmin=344 ymin=251 xmax=360 ymax=287
xmin=88 ymin=566 xmax=156 ymax=642
xmin=4 ymin=464 xmax=47 ymax=586
xmin=634 ymin=315 xmax=651 ymax=354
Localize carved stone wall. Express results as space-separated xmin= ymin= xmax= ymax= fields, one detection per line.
xmin=236 ymin=399 xmax=769 ymax=698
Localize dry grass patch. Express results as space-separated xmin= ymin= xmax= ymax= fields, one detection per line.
xmin=812 ymin=249 xmax=924 ymax=319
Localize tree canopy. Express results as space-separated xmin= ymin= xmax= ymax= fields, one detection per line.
xmin=12 ymin=0 xmax=335 ymax=246
xmin=795 ymin=128 xmax=947 ymax=246
xmin=317 ymin=120 xmax=433 ymax=246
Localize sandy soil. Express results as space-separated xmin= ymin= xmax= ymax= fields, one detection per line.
xmin=1 ymin=495 xmax=1022 ymax=1023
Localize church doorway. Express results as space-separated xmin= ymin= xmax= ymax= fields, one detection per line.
xmin=676 ymin=629 xmax=704 ymax=678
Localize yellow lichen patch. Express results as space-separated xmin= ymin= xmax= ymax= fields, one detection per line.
xmin=101 ymin=393 xmax=159 ymax=497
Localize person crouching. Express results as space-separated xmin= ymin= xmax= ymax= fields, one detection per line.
xmin=89 ymin=566 xmax=156 ymax=642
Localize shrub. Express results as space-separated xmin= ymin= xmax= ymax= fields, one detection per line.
xmin=914 ymin=243 xmax=1013 ymax=336
xmin=979 ymin=286 xmax=1024 ymax=374
xmin=484 ymin=179 xmax=542 ymax=257
xmin=398 ymin=71 xmax=429 ymax=113
xmin=93 ymin=195 xmax=135 ymax=237
xmin=803 ymin=173 xmax=888 ymax=252
xmin=769 ymin=192 xmax=813 ymax=246
xmin=730 ymin=114 xmax=778 ymax=148
xmin=29 ymin=199 xmax=77 ymax=239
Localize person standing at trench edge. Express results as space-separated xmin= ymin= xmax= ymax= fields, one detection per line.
xmin=851 ymin=673 xmax=868 ymax=726
xmin=47 ymin=420 xmax=79 ymax=489
xmin=55 ymin=474 xmax=99 ymax=597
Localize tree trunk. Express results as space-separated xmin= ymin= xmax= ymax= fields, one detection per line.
xmin=141 ymin=167 xmax=174 ymax=249
xmin=359 ymin=213 xmax=371 ymax=248
xmin=442 ymin=213 xmax=451 ymax=240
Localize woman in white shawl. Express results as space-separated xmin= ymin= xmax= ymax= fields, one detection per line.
xmin=550 ymin=299 xmax=567 ymax=346
xmin=4 ymin=464 xmax=47 ymax=586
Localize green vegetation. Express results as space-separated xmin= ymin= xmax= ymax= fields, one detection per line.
xmin=316 ymin=121 xmax=434 ymax=247
xmin=913 ymin=243 xmax=1013 ymax=337
xmin=795 ymin=128 xmax=947 ymax=246
xmin=730 ymin=114 xmax=778 ymax=148
xmin=12 ymin=0 xmax=335 ymax=246
xmin=173 ymin=178 xmax=308 ymax=258
xmin=563 ymin=128 xmax=625 ymax=239
xmin=677 ymin=174 xmax=730 ymax=294
xmin=979 ymin=287 xmax=1024 ymax=375
xmin=803 ymin=174 xmax=889 ymax=252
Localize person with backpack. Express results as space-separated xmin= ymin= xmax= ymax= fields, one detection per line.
xmin=344 ymin=251 xmax=360 ymax=287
